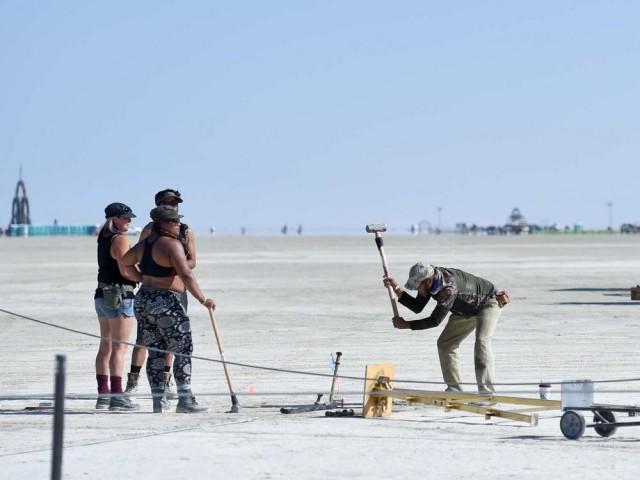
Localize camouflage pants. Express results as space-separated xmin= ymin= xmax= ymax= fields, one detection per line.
xmin=134 ymin=286 xmax=193 ymax=392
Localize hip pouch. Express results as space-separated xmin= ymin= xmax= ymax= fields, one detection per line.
xmin=495 ymin=290 xmax=510 ymax=308
xmin=102 ymin=284 xmax=123 ymax=310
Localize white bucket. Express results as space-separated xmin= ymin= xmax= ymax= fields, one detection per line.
xmin=538 ymin=383 xmax=551 ymax=400
xmin=561 ymin=379 xmax=594 ymax=409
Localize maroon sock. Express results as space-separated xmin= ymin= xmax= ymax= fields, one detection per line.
xmin=97 ymin=375 xmax=110 ymax=394
xmin=110 ymin=376 xmax=123 ymax=394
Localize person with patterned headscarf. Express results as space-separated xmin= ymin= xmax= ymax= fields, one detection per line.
xmin=384 ymin=262 xmax=509 ymax=396
xmin=120 ymin=205 xmax=215 ymax=413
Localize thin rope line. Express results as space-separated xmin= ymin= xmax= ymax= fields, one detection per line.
xmin=2 ymin=307 xmax=640 ymax=387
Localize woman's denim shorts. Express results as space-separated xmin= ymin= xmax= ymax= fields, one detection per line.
xmin=95 ymin=297 xmax=135 ymax=319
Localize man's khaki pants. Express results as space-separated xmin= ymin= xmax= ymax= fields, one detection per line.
xmin=436 ymin=297 xmax=502 ymax=394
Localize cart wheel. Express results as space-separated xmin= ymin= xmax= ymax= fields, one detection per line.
xmin=560 ymin=411 xmax=586 ymax=439
xmin=593 ymin=409 xmax=617 ymax=438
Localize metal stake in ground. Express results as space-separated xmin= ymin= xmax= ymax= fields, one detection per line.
xmin=51 ymin=355 xmax=66 ymax=480
xmin=208 ymin=308 xmax=240 ymax=413
xmin=280 ymin=352 xmax=347 ymax=414
xmin=365 ymin=224 xmax=399 ymax=317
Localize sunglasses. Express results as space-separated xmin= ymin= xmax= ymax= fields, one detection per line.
xmin=160 ymin=200 xmax=180 ymax=207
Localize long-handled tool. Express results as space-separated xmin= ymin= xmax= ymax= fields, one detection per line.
xmin=365 ymin=224 xmax=399 ymax=317
xmin=329 ymin=351 xmax=342 ymax=404
xmin=208 ymin=308 xmax=240 ymax=413
xmin=280 ymin=352 xmax=345 ymax=414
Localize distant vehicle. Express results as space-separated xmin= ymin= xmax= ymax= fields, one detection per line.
xmin=455 ymin=223 xmax=469 ymax=234
xmin=621 ymin=223 xmax=640 ymax=233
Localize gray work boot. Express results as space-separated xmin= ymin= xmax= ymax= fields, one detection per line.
xmin=176 ymin=393 xmax=209 ymax=414
xmin=124 ymin=372 xmax=139 ymax=398
xmin=152 ymin=395 xmax=171 ymax=413
xmin=109 ymin=394 xmax=140 ymax=412
xmin=164 ymin=372 xmax=178 ymax=400
xmin=96 ymin=394 xmax=110 ymax=410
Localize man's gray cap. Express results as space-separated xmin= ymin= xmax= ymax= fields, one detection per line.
xmin=404 ymin=262 xmax=435 ymax=290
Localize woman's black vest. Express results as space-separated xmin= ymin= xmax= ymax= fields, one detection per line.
xmin=96 ymin=233 xmax=136 ymax=287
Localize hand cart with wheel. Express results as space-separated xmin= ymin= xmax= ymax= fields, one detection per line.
xmin=559 ymin=379 xmax=640 ymax=439
xmin=560 ymin=405 xmax=640 ymax=439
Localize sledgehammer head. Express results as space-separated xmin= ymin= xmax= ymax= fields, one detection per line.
xmin=365 ymin=224 xmax=387 ymax=233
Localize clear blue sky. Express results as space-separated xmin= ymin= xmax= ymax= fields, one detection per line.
xmin=1 ymin=1 xmax=638 ymax=234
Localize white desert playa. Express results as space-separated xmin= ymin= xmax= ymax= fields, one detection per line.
xmin=1 ymin=233 xmax=640 ymax=479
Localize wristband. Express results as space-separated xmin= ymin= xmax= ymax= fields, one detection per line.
xmin=200 ymin=297 xmax=207 ymax=305
xmin=393 ymin=285 xmax=401 ymax=293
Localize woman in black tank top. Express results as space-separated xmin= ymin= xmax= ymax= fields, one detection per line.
xmin=93 ymin=202 xmax=140 ymax=412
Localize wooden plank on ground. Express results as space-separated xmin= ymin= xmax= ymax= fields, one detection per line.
xmin=366 ymin=385 xmax=561 ymax=424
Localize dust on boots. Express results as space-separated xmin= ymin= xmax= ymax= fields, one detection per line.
xmin=124 ymin=372 xmax=139 ymax=396
xmin=164 ymin=372 xmax=178 ymax=400
xmin=151 ymin=388 xmax=208 ymax=414
xmin=109 ymin=394 xmax=140 ymax=412
xmin=176 ymin=392 xmax=209 ymax=414
xmin=152 ymin=395 xmax=172 ymax=413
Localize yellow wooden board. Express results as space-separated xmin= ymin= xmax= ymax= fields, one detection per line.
xmin=362 ymin=366 xmax=562 ymax=424
xmin=362 ymin=364 xmax=395 ymax=418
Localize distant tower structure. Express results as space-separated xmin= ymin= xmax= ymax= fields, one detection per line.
xmin=508 ymin=207 xmax=525 ymax=225
xmin=11 ymin=168 xmax=31 ymax=225
xmin=507 ymin=207 xmax=528 ymax=234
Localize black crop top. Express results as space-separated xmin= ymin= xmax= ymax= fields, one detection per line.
xmin=139 ymin=237 xmax=176 ymax=277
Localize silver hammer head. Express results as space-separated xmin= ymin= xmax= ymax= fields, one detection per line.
xmin=365 ymin=224 xmax=387 ymax=233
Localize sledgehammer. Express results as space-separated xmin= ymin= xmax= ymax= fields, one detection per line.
xmin=365 ymin=224 xmax=400 ymax=317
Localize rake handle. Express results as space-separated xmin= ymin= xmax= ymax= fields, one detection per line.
xmin=208 ymin=308 xmax=240 ymax=412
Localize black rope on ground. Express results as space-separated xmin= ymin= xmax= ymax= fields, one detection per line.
xmin=2 ymin=307 xmax=640 ymax=388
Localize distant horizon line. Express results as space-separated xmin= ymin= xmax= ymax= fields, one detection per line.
xmin=3 ymin=221 xmax=637 ymax=237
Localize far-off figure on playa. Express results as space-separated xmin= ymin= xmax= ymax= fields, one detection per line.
xmin=384 ymin=262 xmax=510 ymax=396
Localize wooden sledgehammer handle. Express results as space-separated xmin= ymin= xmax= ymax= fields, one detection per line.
xmin=374 ymin=233 xmax=400 ymax=317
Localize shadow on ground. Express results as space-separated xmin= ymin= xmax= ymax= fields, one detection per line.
xmin=549 ymin=287 xmax=638 ymax=305
xmin=550 ymin=288 xmax=630 ymax=292
xmin=555 ymin=302 xmax=639 ymax=306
